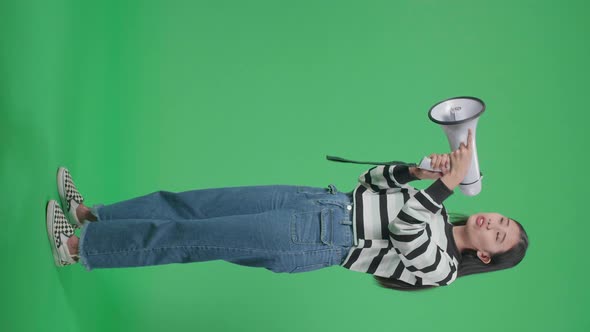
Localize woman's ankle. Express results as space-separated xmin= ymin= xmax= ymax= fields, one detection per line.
xmin=77 ymin=203 xmax=98 ymax=222
xmin=67 ymin=235 xmax=79 ymax=255
xmin=86 ymin=209 xmax=98 ymax=221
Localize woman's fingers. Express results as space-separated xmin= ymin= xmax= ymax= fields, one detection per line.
xmin=442 ymin=154 xmax=449 ymax=171
xmin=432 ymin=155 xmax=439 ymax=169
xmin=437 ymin=154 xmax=445 ymax=170
xmin=427 ymin=153 xmax=452 ymax=172
xmin=445 ymin=133 xmax=474 ymax=179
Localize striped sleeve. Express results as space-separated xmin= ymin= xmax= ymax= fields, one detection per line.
xmin=358 ymin=165 xmax=418 ymax=193
xmin=388 ymin=179 xmax=457 ymax=286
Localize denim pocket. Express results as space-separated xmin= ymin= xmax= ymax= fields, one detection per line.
xmin=296 ymin=186 xmax=329 ymax=195
xmin=290 ymin=209 xmax=332 ymax=245
xmin=290 ymin=262 xmax=330 ymax=273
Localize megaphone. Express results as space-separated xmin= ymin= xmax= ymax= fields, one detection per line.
xmin=420 ymin=96 xmax=485 ymax=196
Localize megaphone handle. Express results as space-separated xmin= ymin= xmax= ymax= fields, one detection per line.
xmin=417 ymin=156 xmax=443 ymax=173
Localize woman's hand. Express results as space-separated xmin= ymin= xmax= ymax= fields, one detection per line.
xmin=410 ymin=153 xmax=450 ymax=180
xmin=441 ymin=128 xmax=474 ymax=191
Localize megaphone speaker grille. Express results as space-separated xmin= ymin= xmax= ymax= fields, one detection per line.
xmin=428 ymin=96 xmax=485 ymax=125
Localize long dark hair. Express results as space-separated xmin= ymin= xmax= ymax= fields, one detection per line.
xmin=373 ymin=213 xmax=529 ymax=291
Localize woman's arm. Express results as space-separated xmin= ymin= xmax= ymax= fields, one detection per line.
xmin=359 ymin=155 xmax=450 ymax=193
xmin=387 ymin=130 xmax=474 ymax=285
xmin=409 ymin=128 xmax=474 ymax=190
xmin=359 ymin=129 xmax=473 ymax=194
xmin=388 ymin=179 xmax=457 ymax=286
xmin=358 ymin=164 xmax=419 ymax=193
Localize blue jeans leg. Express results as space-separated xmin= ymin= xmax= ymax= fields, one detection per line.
xmin=78 ymin=184 xmax=354 ymax=273
xmin=89 ymin=185 xmax=337 ymax=221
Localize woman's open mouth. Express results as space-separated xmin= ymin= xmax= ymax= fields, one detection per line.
xmin=477 ymin=216 xmax=485 ymax=227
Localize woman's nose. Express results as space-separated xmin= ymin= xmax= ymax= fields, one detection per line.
xmin=486 ymin=219 xmax=499 ymax=231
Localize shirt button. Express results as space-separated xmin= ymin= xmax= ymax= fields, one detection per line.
xmin=347 ymin=205 xmax=352 ymax=210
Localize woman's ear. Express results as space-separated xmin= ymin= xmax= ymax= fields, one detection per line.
xmin=477 ymin=250 xmax=491 ymax=264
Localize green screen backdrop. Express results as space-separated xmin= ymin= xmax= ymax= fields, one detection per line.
xmin=2 ymin=0 xmax=588 ymax=331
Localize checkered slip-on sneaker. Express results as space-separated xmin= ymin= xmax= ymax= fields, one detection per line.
xmin=46 ymin=200 xmax=79 ymax=267
xmin=57 ymin=167 xmax=85 ymax=229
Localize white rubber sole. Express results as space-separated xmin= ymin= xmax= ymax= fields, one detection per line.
xmin=46 ymin=200 xmax=79 ymax=267
xmin=46 ymin=200 xmax=63 ymax=267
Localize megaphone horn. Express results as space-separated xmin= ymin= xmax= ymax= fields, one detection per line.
xmin=428 ymin=96 xmax=485 ymax=196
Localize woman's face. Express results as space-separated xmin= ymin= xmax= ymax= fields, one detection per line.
xmin=466 ymin=212 xmax=521 ymax=264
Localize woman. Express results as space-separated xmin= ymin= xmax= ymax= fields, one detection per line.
xmin=46 ymin=130 xmax=529 ymax=290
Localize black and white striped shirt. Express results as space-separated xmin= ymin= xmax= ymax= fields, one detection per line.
xmin=340 ymin=164 xmax=462 ymax=286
